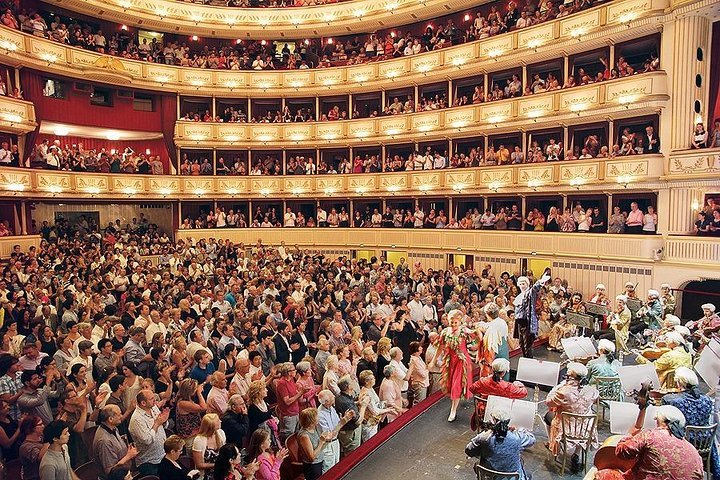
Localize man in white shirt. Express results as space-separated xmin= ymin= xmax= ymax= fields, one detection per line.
xmin=128 ymin=390 xmax=169 ymax=475
xmin=407 ymin=292 xmax=425 ymax=323
xmin=284 ymin=208 xmax=296 ymax=227
xmin=413 ymin=207 xmax=425 ymax=228
xmin=0 ymin=142 xmax=10 ymax=166
xmin=317 ymin=206 xmax=328 ymax=227
xmin=145 ymin=311 xmax=167 ymax=344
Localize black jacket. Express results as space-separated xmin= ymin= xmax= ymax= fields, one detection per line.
xmin=221 ymin=411 xmax=250 ymax=445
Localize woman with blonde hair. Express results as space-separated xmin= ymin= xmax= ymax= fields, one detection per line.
xmin=358 ymin=370 xmax=396 ymax=441
xmin=176 ymin=378 xmax=207 ymax=447
xmin=247 ymin=380 xmax=280 ymax=446
xmin=348 ymin=325 xmax=364 ymax=359
xmin=375 ymin=337 xmax=392 ymax=386
xmin=171 ymin=336 xmax=190 ymax=373
xmin=192 ymin=413 xmax=226 ymax=479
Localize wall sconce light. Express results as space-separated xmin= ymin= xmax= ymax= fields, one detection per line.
xmin=569 ymin=177 xmax=584 ymax=190
xmin=527 ymin=179 xmax=541 ymax=191
xmin=123 ymin=187 xmax=137 ymax=197
xmin=616 ymin=175 xmax=632 ymax=188
xmin=194 ymin=189 xmax=206 ymax=198
xmin=227 ymin=188 xmax=239 ymax=197
xmin=691 ymin=200 xmax=700 ymax=211
xmin=260 ymin=189 xmax=270 ymax=197
xmin=452 ymin=184 xmax=465 ymax=193
xmin=488 ymin=181 xmax=501 ymax=192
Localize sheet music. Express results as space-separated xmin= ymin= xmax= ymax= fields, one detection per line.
xmin=608 ymin=401 xmax=658 ymax=434
xmin=483 ymin=395 xmax=537 ymax=431
xmin=561 ymin=337 xmax=598 ymax=360
xmin=515 ymin=357 xmax=561 ymax=387
xmin=618 ymin=364 xmax=660 ymax=393
xmin=695 ymin=339 xmax=720 ymax=389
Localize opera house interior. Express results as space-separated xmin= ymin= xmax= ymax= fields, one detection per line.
xmin=0 ymin=0 xmax=718 ymax=478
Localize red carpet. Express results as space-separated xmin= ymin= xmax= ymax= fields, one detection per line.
xmin=320 ymin=338 xmax=547 ymax=479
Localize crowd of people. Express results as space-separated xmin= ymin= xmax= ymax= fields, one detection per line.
xmin=5 ymin=0 xmax=615 ymax=71
xmin=0 ymin=217 xmax=715 ymax=480
xmin=181 ymin=0 xmax=346 ymax=7
xmin=694 ymin=197 xmax=720 ymax=236
xmin=20 ymin=140 xmax=166 ymax=174
xmin=691 ymin=119 xmax=720 ymax=149
xmin=178 ymin=201 xmax=659 ymax=234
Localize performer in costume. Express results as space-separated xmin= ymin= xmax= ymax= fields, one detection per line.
xmin=476 ymin=303 xmax=510 ymax=379
xmin=513 ymin=271 xmax=552 ymax=358
xmin=434 ymin=309 xmax=477 ymax=422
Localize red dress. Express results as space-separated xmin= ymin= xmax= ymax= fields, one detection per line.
xmin=438 ymin=328 xmax=474 ymax=400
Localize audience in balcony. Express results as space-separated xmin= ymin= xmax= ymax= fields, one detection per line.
xmin=694 ymin=199 xmax=720 ymax=236
xmin=6 ymin=0 xmax=616 ymax=71
xmin=24 ymin=139 xmax=166 ymax=174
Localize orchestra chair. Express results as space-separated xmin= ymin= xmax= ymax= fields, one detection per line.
xmin=593 ymin=376 xmax=622 ymax=423
xmin=473 ymin=463 xmax=520 ymax=480
xmin=558 ymin=412 xmax=598 ymax=475
xmin=684 ymin=423 xmax=717 ymax=478
xmin=74 ymin=460 xmax=101 ymax=480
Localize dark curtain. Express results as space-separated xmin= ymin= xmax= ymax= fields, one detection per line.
xmin=20 ymin=69 xmax=44 ymax=161
xmin=710 ymin=22 xmax=720 ymax=125
xmin=159 ymin=94 xmax=177 ymax=169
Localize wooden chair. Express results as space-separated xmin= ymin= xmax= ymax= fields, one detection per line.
xmin=593 ymin=376 xmax=622 ymax=422
xmin=558 ymin=412 xmax=597 ymax=475
xmin=473 ymin=463 xmax=520 ymax=480
xmin=74 ymin=460 xmax=101 ymax=480
xmin=280 ymin=432 xmax=305 ymax=480
xmin=685 ymin=423 xmax=717 ymax=478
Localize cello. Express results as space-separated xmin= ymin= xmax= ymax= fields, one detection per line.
xmin=592 ymin=380 xmax=652 ymax=473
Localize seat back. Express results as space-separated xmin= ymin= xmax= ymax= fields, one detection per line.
xmin=685 ymin=423 xmax=717 ymax=457
xmin=560 ymin=412 xmax=597 ymax=443
xmin=177 ymin=455 xmax=195 ymax=471
xmin=81 ymin=425 xmax=99 ymax=460
xmin=285 ymin=432 xmax=302 ymax=464
xmin=5 ymin=458 xmax=21 ymax=480
xmin=74 ymin=460 xmax=101 ymax=480
xmin=473 ymin=463 xmax=520 ymax=480
xmin=594 ymin=376 xmax=622 ymax=402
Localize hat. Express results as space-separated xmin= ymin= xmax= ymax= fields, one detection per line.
xmin=596 ymin=284 xmax=606 ymax=290
xmin=647 ymin=290 xmax=660 ymax=298
xmin=625 ymin=282 xmax=635 ymax=289
xmin=674 ymin=325 xmax=691 ymax=337
xmin=664 ymin=314 xmax=681 ymax=326
xmin=701 ymin=303 xmax=716 ymax=313
xmin=616 ymin=295 xmax=627 ymax=302
xmin=492 ymin=358 xmax=511 ymax=373
xmin=489 ymin=407 xmax=511 ymax=423
xmin=567 ymin=362 xmax=588 ymax=378
xmin=660 ymin=283 xmax=671 ymax=289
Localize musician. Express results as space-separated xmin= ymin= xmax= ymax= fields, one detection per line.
xmin=512 ymin=272 xmax=551 ymax=358
xmin=593 ymin=295 xmax=631 ymax=354
xmin=636 ymin=290 xmax=663 ymax=331
xmin=634 ymin=331 xmax=692 ymax=389
xmin=586 ymin=340 xmax=621 ymax=394
xmin=465 ymin=406 xmax=536 ymax=480
xmin=545 ymin=362 xmax=599 ymax=473
xmin=468 ymin=358 xmax=527 ymax=431
xmin=659 ymin=284 xmax=676 ymax=317
xmin=593 ymin=405 xmax=704 ymax=480
xmin=621 ymin=282 xmax=639 ymax=300
xmin=589 ymin=284 xmax=611 ymax=327
xmin=687 ymin=303 xmax=720 ymax=350
xmin=662 ymin=368 xmax=720 ymax=479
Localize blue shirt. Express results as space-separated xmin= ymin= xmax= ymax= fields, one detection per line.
xmin=465 ymin=429 xmax=536 ymax=480
xmin=190 ymin=363 xmax=216 ymax=397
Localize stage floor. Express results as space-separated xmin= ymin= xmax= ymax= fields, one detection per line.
xmin=341 ymin=348 xmax=615 ymax=480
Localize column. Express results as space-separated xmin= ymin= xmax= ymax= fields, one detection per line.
xmin=448 ymin=197 xmax=454 ymax=221
xmin=212 ymin=149 xmax=217 ymax=175
xmin=521 ymin=129 xmax=527 ymax=156
xmin=563 ymin=127 xmax=569 ymax=156
xmin=247 ymin=99 xmax=252 ymax=120
xmin=348 ymin=93 xmax=353 ymax=119
xmin=608 ymin=120 xmax=615 ymax=150
xmin=483 ymin=73 xmax=489 ymax=98
xmin=520 ymin=195 xmax=526 ymax=216
xmin=349 ymin=199 xmax=354 ymax=225
xmin=561 ymin=194 xmax=568 ymax=213
xmin=665 ymin=15 xmax=711 ymax=150
xmin=414 ymin=85 xmax=419 ymax=107
xmin=447 ymin=79 xmax=453 ymax=106
xmin=381 ymin=90 xmax=386 ymax=109
xmin=563 ymin=55 xmax=569 ymax=86
xmin=282 ymin=150 xmax=287 ymax=175
xmin=19 ymin=201 xmax=27 ymax=235
xmin=381 ymin=145 xmax=386 ymax=170
xmin=448 ymin=138 xmax=453 ymax=157
xmin=521 ymin=64 xmax=527 ymax=92
xmin=607 ymin=193 xmax=613 ymax=232
xmin=608 ymin=44 xmax=615 ymax=76
xmin=316 ymin=97 xmax=320 ymax=121
xmin=212 ymin=95 xmax=216 ymax=118
xmin=281 ymin=97 xmax=286 ymax=113
xmin=659 ymin=187 xmax=704 ymax=235
xmin=178 ymin=200 xmax=183 ymax=226
xmin=177 ymin=94 xmax=182 ymax=119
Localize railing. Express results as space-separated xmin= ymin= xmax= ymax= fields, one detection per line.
xmin=665 ymin=148 xmax=720 ymax=179
xmin=664 ymin=236 xmax=720 ymax=265
xmin=0 ymin=96 xmax=37 ymax=134
xmin=0 ymin=155 xmax=665 ymax=198
xmin=175 ymin=72 xmax=669 ymax=146
xmin=0 ymin=235 xmax=41 ymax=258
xmin=0 ymin=0 xmax=667 ymax=95
xmin=174 ymin=228 xmax=668 ymax=262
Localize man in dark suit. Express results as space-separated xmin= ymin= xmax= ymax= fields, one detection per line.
xmin=273 ymin=323 xmax=292 ymax=364
xmin=642 ymin=125 xmax=660 ymax=154
xmin=290 ymin=320 xmax=312 ymax=364
xmin=221 ymin=394 xmax=250 ymax=445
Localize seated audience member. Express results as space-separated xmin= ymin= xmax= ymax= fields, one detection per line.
xmin=465 ymin=406 xmax=535 ymax=479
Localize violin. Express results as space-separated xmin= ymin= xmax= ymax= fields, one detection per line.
xmin=593 ymin=381 xmax=651 ymax=471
